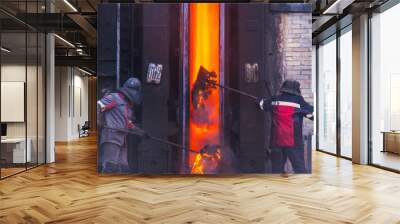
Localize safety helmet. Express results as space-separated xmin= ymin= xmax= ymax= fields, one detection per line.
xmin=119 ymin=77 xmax=142 ymax=104
xmin=280 ymin=79 xmax=301 ymax=96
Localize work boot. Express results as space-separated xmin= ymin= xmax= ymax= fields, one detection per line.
xmin=280 ymin=172 xmax=291 ymax=178
xmin=103 ymin=161 xmax=120 ymax=173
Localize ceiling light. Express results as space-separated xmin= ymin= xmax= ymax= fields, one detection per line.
xmin=54 ymin=34 xmax=75 ymax=48
xmin=78 ymin=67 xmax=93 ymax=76
xmin=323 ymin=0 xmax=341 ymax=14
xmin=1 ymin=47 xmax=11 ymax=53
xmin=322 ymin=0 xmax=354 ymax=15
xmin=63 ymin=0 xmax=78 ymax=12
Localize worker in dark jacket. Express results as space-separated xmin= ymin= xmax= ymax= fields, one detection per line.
xmin=98 ymin=77 xmax=142 ymax=173
xmin=259 ymin=79 xmax=313 ymax=173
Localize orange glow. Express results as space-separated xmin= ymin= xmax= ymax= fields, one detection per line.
xmin=192 ymin=149 xmax=222 ymax=174
xmin=189 ymin=3 xmax=220 ymax=174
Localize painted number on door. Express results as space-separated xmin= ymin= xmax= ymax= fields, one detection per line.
xmin=146 ymin=63 xmax=163 ymax=84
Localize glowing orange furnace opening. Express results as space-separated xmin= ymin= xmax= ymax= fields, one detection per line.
xmin=189 ymin=3 xmax=221 ymax=174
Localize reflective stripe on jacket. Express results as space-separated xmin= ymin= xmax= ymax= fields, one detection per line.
xmin=98 ymin=92 xmax=134 ymax=146
xmin=262 ymin=93 xmax=313 ymax=148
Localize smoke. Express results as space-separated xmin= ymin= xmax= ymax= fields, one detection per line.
xmin=191 ymin=103 xmax=219 ymax=125
xmin=190 ymin=67 xmax=219 ymax=124
xmin=194 ymin=145 xmax=236 ymax=174
xmin=219 ymin=145 xmax=237 ymax=173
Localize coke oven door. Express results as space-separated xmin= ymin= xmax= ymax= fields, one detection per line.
xmin=225 ymin=4 xmax=282 ymax=173
xmin=136 ymin=4 xmax=181 ymax=174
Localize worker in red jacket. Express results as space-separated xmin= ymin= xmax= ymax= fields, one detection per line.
xmin=97 ymin=77 xmax=143 ymax=173
xmin=259 ymin=79 xmax=313 ymax=173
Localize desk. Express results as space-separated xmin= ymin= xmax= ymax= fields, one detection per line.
xmin=382 ymin=131 xmax=400 ymax=154
xmin=1 ymin=138 xmax=31 ymax=164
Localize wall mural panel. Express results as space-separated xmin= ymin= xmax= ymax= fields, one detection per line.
xmin=97 ymin=3 xmax=313 ymax=174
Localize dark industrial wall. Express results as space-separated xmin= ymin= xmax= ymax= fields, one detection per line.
xmin=97 ymin=4 xmax=118 ymax=94
xmin=97 ymin=4 xmax=181 ymax=173
xmin=136 ymin=4 xmax=181 ymax=173
xmin=225 ymin=4 xmax=283 ymax=173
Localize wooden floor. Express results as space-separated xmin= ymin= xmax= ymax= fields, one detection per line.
xmin=1 ymin=167 xmax=26 ymax=178
xmin=1 ymin=136 xmax=400 ymax=223
xmin=372 ymin=150 xmax=400 ymax=171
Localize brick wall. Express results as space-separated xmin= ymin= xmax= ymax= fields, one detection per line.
xmin=279 ymin=13 xmax=313 ymax=105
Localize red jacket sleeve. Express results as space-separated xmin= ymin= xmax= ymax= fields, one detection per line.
xmin=97 ymin=94 xmax=117 ymax=112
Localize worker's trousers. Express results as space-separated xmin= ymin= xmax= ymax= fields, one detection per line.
xmin=100 ymin=142 xmax=129 ymax=173
xmin=270 ymin=147 xmax=306 ymax=174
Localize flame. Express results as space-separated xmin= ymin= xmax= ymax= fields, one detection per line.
xmin=189 ymin=3 xmax=220 ymax=174
xmin=192 ymin=149 xmax=222 ymax=174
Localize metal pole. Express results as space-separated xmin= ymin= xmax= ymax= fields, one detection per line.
xmin=219 ymin=4 xmax=225 ymax=146
xmin=116 ymin=3 xmax=121 ymax=88
xmin=180 ymin=3 xmax=189 ymax=173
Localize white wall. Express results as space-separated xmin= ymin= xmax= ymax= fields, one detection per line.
xmin=1 ymin=65 xmax=26 ymax=138
xmin=72 ymin=73 xmax=89 ymax=138
xmin=55 ymin=67 xmax=69 ymax=141
xmin=1 ymin=63 xmax=46 ymax=164
xmin=1 ymin=65 xmax=37 ymax=137
xmin=55 ymin=67 xmax=89 ymax=141
xmin=1 ymin=65 xmax=27 ymax=146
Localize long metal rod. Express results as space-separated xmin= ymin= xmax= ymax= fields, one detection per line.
xmin=103 ymin=126 xmax=201 ymax=154
xmin=181 ymin=3 xmax=189 ymax=173
xmin=212 ymin=82 xmax=259 ymax=100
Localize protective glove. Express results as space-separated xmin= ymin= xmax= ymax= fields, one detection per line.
xmin=305 ymin=114 xmax=314 ymax=121
xmin=259 ymin=98 xmax=266 ymax=110
xmin=127 ymin=120 xmax=136 ymax=129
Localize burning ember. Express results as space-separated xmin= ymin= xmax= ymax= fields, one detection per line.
xmin=189 ymin=3 xmax=221 ymax=174
xmin=191 ymin=145 xmax=222 ymax=174
xmin=191 ymin=66 xmax=218 ymax=125
xmin=191 ymin=66 xmax=218 ymax=110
